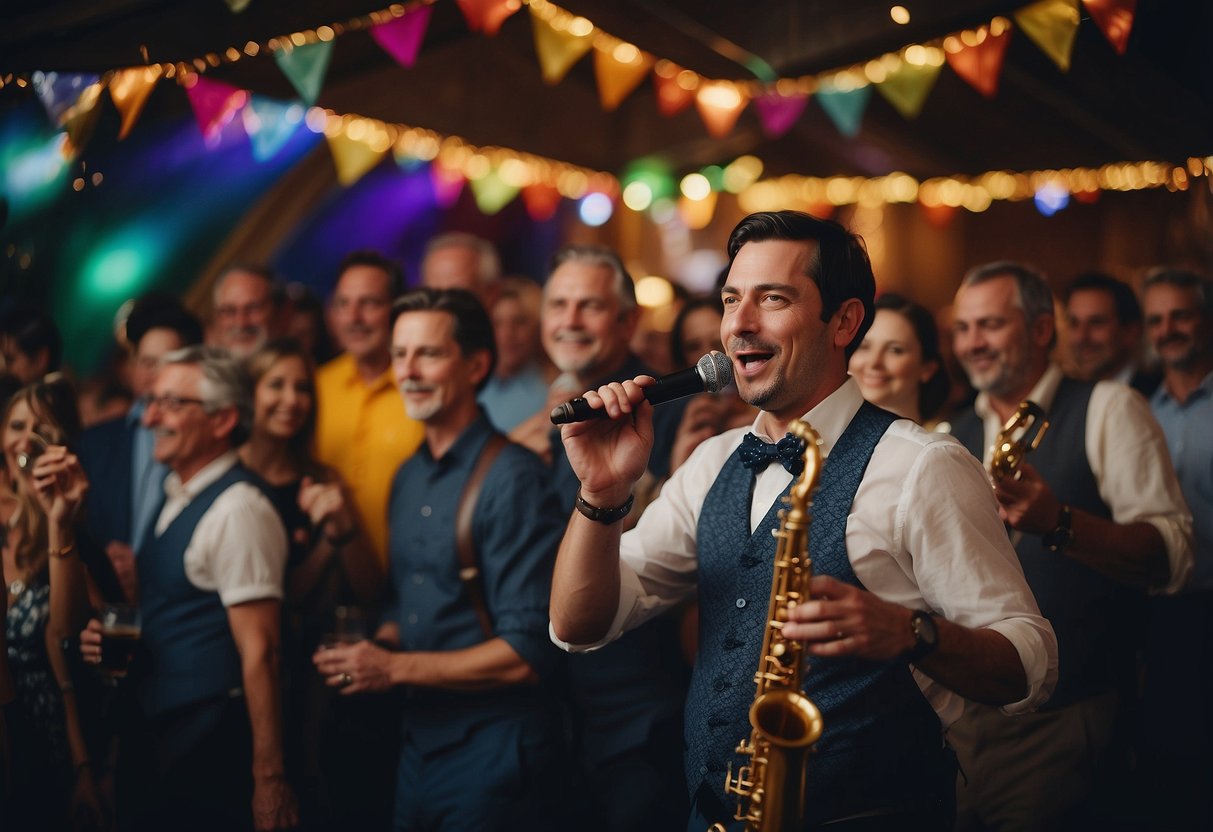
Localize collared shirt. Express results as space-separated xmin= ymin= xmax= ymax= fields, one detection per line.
xmin=554 ymin=378 xmax=1058 ymax=724
xmin=314 ymin=352 xmax=425 ymax=566
xmin=156 ymin=451 xmax=287 ymax=606
xmin=479 ymin=361 xmax=550 ymax=433
xmin=387 ymin=414 xmax=561 ymax=680
xmin=127 ymin=399 xmax=168 ymax=554
xmin=971 ymin=363 xmax=1194 ymax=594
xmin=1151 ymin=370 xmax=1213 ymax=590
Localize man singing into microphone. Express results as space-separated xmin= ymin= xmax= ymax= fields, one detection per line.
xmin=550 ymin=211 xmax=1058 ymax=830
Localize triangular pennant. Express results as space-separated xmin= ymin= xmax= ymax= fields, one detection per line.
xmin=31 ymin=72 xmax=101 ymax=126
xmin=326 ymin=133 xmax=386 ymax=187
xmin=61 ymin=88 xmax=105 ymax=160
xmin=876 ymin=60 xmax=943 ymax=119
xmin=185 ymin=75 xmax=250 ymax=147
xmin=273 ymin=40 xmax=332 ymax=106
xmin=1014 ymin=0 xmax=1081 ymax=72
xmin=456 ymin=0 xmax=521 ymax=37
xmin=753 ymin=91 xmax=808 ymax=138
xmin=371 ymin=6 xmax=432 ymax=69
xmin=242 ymin=96 xmax=303 ymax=161
xmin=652 ymin=64 xmax=696 ymax=117
xmin=109 ymin=66 xmax=162 ymax=140
xmin=593 ymin=43 xmax=654 ymax=111
xmin=530 ymin=6 xmax=594 ymax=85
xmin=1083 ymin=0 xmax=1136 ymax=55
xmin=695 ymin=81 xmax=749 ymax=138
xmin=470 ymin=170 xmax=520 ymax=215
xmin=946 ymin=28 xmax=1012 ymax=98
xmin=521 ymin=183 xmax=562 ymax=221
xmin=816 ymin=84 xmax=871 ymax=137
xmin=429 ymin=162 xmax=466 ymax=208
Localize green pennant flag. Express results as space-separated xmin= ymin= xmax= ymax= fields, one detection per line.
xmin=274 ymin=40 xmax=333 ymax=106
xmin=877 ymin=61 xmax=943 ymax=119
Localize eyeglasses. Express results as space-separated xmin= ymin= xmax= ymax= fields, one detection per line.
xmin=147 ymin=394 xmax=208 ymax=413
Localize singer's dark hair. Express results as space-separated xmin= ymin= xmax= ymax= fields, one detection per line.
xmin=391 ymin=288 xmax=497 ymax=392
xmin=726 ymin=210 xmax=875 ymax=358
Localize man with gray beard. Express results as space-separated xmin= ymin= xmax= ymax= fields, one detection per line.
xmin=208 ymin=265 xmax=283 ymax=359
xmin=314 ymin=288 xmax=572 ymax=831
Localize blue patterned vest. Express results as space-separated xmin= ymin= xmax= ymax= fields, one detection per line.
xmin=688 ymin=403 xmax=950 ymax=828
xmin=952 ymin=377 xmax=1140 ymax=708
xmin=136 ymin=464 xmax=257 ymax=717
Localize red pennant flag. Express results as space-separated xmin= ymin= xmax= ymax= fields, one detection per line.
xmin=522 ymin=184 xmax=562 ymax=222
xmin=184 ymin=75 xmax=249 ymax=146
xmin=456 ymin=0 xmax=521 ymax=37
xmin=946 ymin=28 xmax=1012 ymax=98
xmin=1083 ymin=0 xmax=1136 ymax=55
xmin=371 ymin=6 xmax=433 ymax=68
xmin=652 ymin=63 xmax=696 ymax=117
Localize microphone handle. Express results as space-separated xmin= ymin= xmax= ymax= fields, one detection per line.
xmin=550 ymin=366 xmax=706 ymax=425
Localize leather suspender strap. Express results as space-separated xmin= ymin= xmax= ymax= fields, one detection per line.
xmin=455 ymin=433 xmax=508 ymax=639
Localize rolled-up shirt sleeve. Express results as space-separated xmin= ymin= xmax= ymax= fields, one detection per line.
xmin=185 ymin=483 xmax=289 ymax=606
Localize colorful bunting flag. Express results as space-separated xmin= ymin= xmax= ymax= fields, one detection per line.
xmin=816 ymin=84 xmax=871 ymax=137
xmin=371 ymin=6 xmax=433 ymax=69
xmin=31 ymin=72 xmax=101 ymax=126
xmin=530 ymin=6 xmax=594 ymax=85
xmin=876 ymin=61 xmax=943 ymax=119
xmin=456 ymin=0 xmax=521 ymax=37
xmin=109 ymin=66 xmax=162 ymax=140
xmin=274 ymin=40 xmax=333 ymax=106
xmin=60 ymin=84 xmax=105 ymax=160
xmin=652 ymin=64 xmax=696 ymax=117
xmin=594 ymin=44 xmax=654 ymax=111
xmin=185 ymin=75 xmax=250 ymax=147
xmin=429 ymin=162 xmax=466 ymax=208
xmin=470 ymin=169 xmax=520 ymax=215
xmin=695 ymin=81 xmax=749 ymax=138
xmin=1014 ymin=0 xmax=1081 ymax=72
xmin=1083 ymin=0 xmax=1136 ymax=55
xmin=521 ymin=183 xmax=562 ymax=221
xmin=326 ymin=133 xmax=386 ymax=186
xmin=753 ymin=91 xmax=808 ymax=138
xmin=242 ymin=96 xmax=303 ymax=161
xmin=946 ymin=28 xmax=1012 ymax=98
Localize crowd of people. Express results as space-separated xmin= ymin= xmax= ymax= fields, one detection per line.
xmin=0 ymin=213 xmax=1209 ymax=831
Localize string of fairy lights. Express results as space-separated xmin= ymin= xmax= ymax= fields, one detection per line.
xmin=2 ymin=0 xmax=1209 ymax=214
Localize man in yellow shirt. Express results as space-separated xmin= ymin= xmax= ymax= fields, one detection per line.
xmin=315 ymin=251 xmax=423 ymax=566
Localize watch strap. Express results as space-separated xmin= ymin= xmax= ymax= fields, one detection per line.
xmin=575 ymin=490 xmax=635 ymax=525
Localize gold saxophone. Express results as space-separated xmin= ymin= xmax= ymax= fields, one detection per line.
xmin=989 ymin=400 xmax=1049 ymax=482
xmin=711 ymin=419 xmax=825 ymax=832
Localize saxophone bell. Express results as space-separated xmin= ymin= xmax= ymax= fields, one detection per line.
xmin=989 ymin=400 xmax=1048 ymax=482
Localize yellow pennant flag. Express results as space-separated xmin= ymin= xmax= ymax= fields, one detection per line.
xmin=326 ymin=133 xmax=387 ymax=187
xmin=593 ymin=41 xmax=654 ymax=111
xmin=530 ymin=5 xmax=593 ymax=85
xmin=60 ymin=82 xmax=105 ymax=159
xmin=109 ymin=66 xmax=162 ymax=139
xmin=1014 ymin=0 xmax=1081 ymax=72
xmin=876 ymin=60 xmax=943 ymax=119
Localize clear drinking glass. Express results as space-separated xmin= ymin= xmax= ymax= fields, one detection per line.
xmin=99 ymin=603 xmax=141 ymax=680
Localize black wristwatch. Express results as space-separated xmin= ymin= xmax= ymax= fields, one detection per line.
xmin=1042 ymin=504 xmax=1074 ymax=553
xmin=906 ymin=610 xmax=939 ymax=664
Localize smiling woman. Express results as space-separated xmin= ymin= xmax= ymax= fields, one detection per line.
xmin=848 ymin=293 xmax=949 ymax=424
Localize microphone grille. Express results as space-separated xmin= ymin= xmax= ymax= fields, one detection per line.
xmin=697 ymin=351 xmax=733 ymax=393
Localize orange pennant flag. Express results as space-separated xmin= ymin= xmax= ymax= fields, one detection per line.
xmin=946 ymin=26 xmax=1012 ymax=98
xmin=326 ymin=133 xmax=387 ymax=187
xmin=594 ymin=41 xmax=654 ymax=111
xmin=876 ymin=60 xmax=943 ymax=119
xmin=695 ymin=81 xmax=749 ymax=138
xmin=652 ymin=62 xmax=696 ymax=116
xmin=457 ymin=0 xmax=521 ymax=37
xmin=109 ymin=66 xmax=162 ymax=139
xmin=1083 ymin=0 xmax=1136 ymax=55
xmin=530 ymin=5 xmax=594 ymax=85
xmin=1014 ymin=0 xmax=1081 ymax=72
xmin=60 ymin=83 xmax=105 ymax=159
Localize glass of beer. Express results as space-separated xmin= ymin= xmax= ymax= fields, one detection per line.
xmin=320 ymin=605 xmax=366 ymax=650
xmin=100 ymin=603 xmax=141 ymax=681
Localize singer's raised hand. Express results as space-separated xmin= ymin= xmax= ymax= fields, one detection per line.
xmin=560 ymin=375 xmax=655 ymax=504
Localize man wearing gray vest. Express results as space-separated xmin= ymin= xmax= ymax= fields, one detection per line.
xmin=550 ymin=211 xmax=1057 ymax=830
xmin=947 ymin=262 xmax=1193 ymax=831
xmin=82 ymin=346 xmax=297 ymax=831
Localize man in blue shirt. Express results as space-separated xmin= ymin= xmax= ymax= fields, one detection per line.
xmin=314 ymin=288 xmax=572 ymax=832
xmin=1141 ymin=267 xmax=1213 ymax=827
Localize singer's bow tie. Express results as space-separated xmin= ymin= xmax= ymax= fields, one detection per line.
xmin=738 ymin=432 xmax=805 ymax=475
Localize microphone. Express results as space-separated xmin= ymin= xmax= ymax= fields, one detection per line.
xmin=550 ymin=351 xmax=733 ymax=425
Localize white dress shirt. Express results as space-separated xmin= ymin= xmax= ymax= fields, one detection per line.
xmin=554 ymin=378 xmax=1058 ymax=725
xmin=156 ymin=451 xmax=288 ymax=607
xmin=970 ymin=363 xmax=1194 ymax=595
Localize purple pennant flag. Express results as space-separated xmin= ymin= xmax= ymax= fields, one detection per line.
xmin=753 ymin=91 xmax=808 ymax=138
xmin=31 ymin=71 xmax=100 ymax=126
xmin=371 ymin=6 xmax=433 ymax=69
